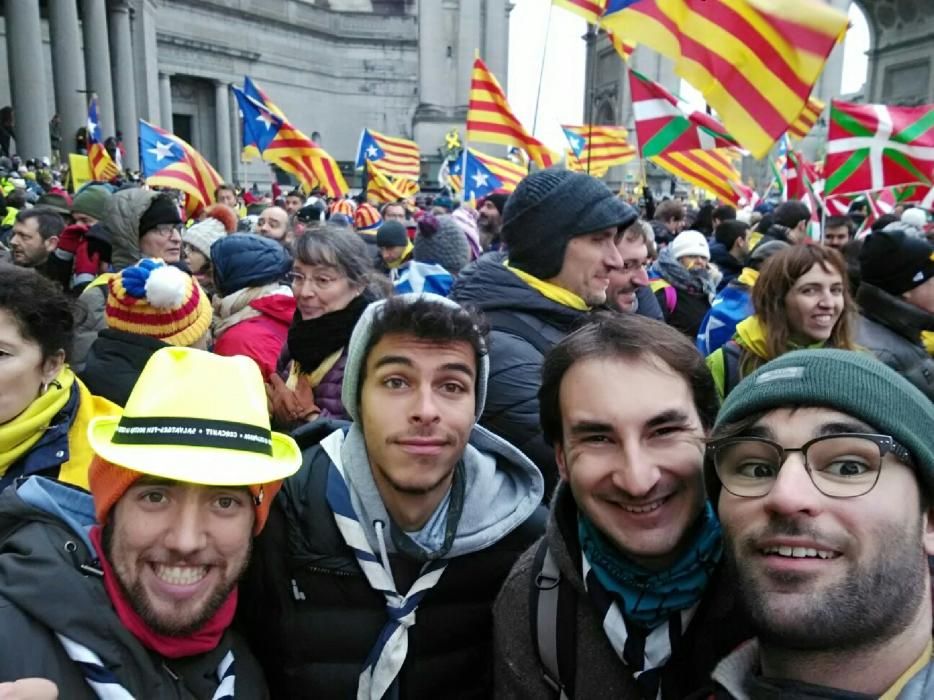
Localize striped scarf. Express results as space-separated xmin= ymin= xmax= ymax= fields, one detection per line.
xmin=321 ymin=429 xmax=448 ymax=700
xmin=56 ymin=634 xmax=235 ymax=699
xmin=579 ymin=504 xmax=722 ymax=699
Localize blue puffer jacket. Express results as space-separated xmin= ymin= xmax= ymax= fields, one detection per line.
xmin=211 ymin=233 xmax=292 ymax=297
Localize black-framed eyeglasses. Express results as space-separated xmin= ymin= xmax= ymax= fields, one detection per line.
xmin=707 ymin=433 xmax=914 ymax=499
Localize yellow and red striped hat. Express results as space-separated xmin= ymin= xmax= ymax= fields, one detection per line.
xmin=105 ymin=258 xmax=212 ymax=347
xmin=329 ymin=198 xmax=355 ymax=217
xmin=353 ymin=201 xmax=382 ymax=232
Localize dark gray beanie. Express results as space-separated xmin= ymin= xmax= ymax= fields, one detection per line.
xmin=414 ymin=214 xmax=470 ymax=274
xmin=501 ymin=168 xmax=638 ymax=279
xmin=705 ymin=349 xmax=934 ymax=507
xmin=376 ymin=220 xmax=408 ymax=248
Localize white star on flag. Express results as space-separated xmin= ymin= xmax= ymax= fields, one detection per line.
xmin=366 ymin=144 xmax=380 ymax=159
xmin=256 ymin=111 xmax=275 ymax=130
xmin=148 ymin=141 xmax=174 ymax=162
xmin=570 ymin=135 xmax=584 ymax=153
xmin=471 ymin=170 xmax=489 ymax=189
xmin=87 ymin=119 xmax=98 ymax=139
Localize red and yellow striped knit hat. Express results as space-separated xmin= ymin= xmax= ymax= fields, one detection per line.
xmin=329 ymin=198 xmax=355 ymax=217
xmin=105 ymin=258 xmax=212 ymax=346
xmin=354 ymin=201 xmax=382 ymax=232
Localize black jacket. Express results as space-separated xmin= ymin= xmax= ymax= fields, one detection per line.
xmin=655 ymin=284 xmax=711 ymax=339
xmin=0 ymin=478 xmax=267 ymax=698
xmin=238 ymin=420 xmax=546 ymax=699
xmin=856 ymin=283 xmax=934 ymax=401
xmin=708 ymin=241 xmax=744 ymax=292
xmin=450 ymin=257 xmax=585 ymax=495
xmin=80 ymin=328 xmax=169 ymax=406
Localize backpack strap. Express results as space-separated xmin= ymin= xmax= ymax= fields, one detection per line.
xmin=530 ymin=539 xmax=577 ymax=699
xmin=664 ymin=285 xmax=677 ymax=315
xmin=722 ymin=341 xmax=742 ymax=398
xmin=485 ymin=310 xmax=553 ymax=357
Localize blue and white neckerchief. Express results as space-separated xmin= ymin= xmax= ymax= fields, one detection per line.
xmin=57 ymin=633 xmax=235 ymax=699
xmin=321 ymin=429 xmax=448 ymax=700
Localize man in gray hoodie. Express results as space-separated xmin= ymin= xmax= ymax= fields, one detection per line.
xmin=239 ymin=293 xmax=546 ymax=699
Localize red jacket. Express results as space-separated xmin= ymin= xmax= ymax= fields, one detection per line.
xmin=213 ymin=295 xmax=295 ymax=380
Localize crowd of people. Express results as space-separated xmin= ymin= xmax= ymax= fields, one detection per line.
xmin=0 ymin=164 xmax=933 ymax=699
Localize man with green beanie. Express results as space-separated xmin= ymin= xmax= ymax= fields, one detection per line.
xmin=704 ymin=349 xmax=934 ymax=698
xmin=451 ymin=168 xmax=637 ymax=496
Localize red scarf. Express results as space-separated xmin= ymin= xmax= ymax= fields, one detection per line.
xmin=89 ymin=526 xmax=237 ymax=659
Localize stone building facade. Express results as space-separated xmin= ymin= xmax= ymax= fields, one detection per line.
xmin=1 ymin=0 xmax=511 ymax=186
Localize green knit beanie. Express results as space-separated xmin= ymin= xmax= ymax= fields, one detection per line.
xmin=705 ymin=349 xmax=934 ymax=505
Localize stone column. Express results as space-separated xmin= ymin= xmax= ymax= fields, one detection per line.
xmin=5 ymin=0 xmax=52 ymax=158
xmin=48 ymin=0 xmax=87 ymax=163
xmin=81 ymin=0 xmax=115 ymax=137
xmin=457 ymin=1 xmax=483 ymax=105
xmin=229 ymin=87 xmax=242 ymax=184
xmin=131 ymin=0 xmax=161 ymax=124
xmin=484 ymin=0 xmax=509 ymax=91
xmin=214 ymin=81 xmax=232 ymax=182
xmin=418 ymin=2 xmax=448 ymax=107
xmin=159 ymin=73 xmax=173 ymax=131
xmin=109 ymin=2 xmax=139 ymax=170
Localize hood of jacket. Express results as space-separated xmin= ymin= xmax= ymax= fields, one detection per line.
xmin=103 ymin=188 xmax=160 ymax=271
xmin=0 ymin=477 xmax=150 ymax=663
xmin=709 ymin=240 xmax=744 ymax=276
xmin=211 ymin=233 xmax=292 ymax=297
xmin=249 ymin=293 xmax=296 ymax=324
xmin=449 ymin=255 xmax=586 ymax=333
xmin=858 ymin=282 xmax=934 ymax=343
xmin=317 ymin=420 xmax=544 ymax=560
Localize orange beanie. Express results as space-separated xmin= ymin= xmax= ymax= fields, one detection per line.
xmin=88 ymin=456 xmax=282 ymax=535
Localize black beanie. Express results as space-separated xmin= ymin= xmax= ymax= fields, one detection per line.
xmin=859 ymin=226 xmax=934 ymax=296
xmin=484 ymin=193 xmax=508 ymax=215
xmin=139 ymin=195 xmax=182 ymax=237
xmin=501 ymin=168 xmax=638 ymax=279
xmin=376 ymin=220 xmax=408 ymax=248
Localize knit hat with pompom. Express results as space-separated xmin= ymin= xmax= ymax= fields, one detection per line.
xmin=105 ymin=258 xmax=212 ymax=346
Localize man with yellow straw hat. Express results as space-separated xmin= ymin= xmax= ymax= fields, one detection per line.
xmin=0 ymin=346 xmax=301 ymax=698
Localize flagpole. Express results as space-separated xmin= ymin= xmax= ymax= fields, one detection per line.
xmin=584 ymin=23 xmax=598 ymax=174
xmin=531 ymin=2 xmax=553 ymax=145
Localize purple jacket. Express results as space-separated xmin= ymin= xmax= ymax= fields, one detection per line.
xmin=275 ymin=346 xmax=350 ymax=430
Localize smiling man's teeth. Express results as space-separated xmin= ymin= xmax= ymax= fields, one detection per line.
xmin=762 ymin=545 xmax=838 ymax=559
xmin=154 ymin=564 xmax=208 ymax=585
xmin=622 ymin=500 xmax=665 ymax=514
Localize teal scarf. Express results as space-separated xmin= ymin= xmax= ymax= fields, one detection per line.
xmin=578 ymin=502 xmax=723 ymax=629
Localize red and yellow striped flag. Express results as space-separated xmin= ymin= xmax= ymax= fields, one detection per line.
xmin=467 ymin=57 xmax=557 ymax=169
xmin=650 ymin=148 xmax=744 ymax=204
xmin=365 ymin=161 xmax=408 ymax=204
xmin=553 ymin=0 xmax=608 ymax=24
xmin=562 ymin=125 xmax=636 ymax=174
xmin=607 ymin=30 xmax=634 ymax=62
xmin=566 ymin=151 xmax=609 ymax=178
xmin=788 ymin=96 xmax=826 ymax=140
xmin=601 ymin=0 xmax=848 ymax=159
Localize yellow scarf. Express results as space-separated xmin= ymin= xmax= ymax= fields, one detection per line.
xmin=880 ymin=640 xmax=932 ymax=700
xmin=736 ymin=267 xmax=759 ymax=287
xmin=288 ymin=348 xmax=344 ymax=390
xmin=387 ymin=240 xmax=414 ymax=270
xmin=922 ymin=331 xmax=934 ymax=357
xmin=0 ymin=368 xmax=74 ymax=478
xmin=734 ymin=316 xmax=770 ymax=360
xmin=506 ymin=263 xmax=590 ymax=311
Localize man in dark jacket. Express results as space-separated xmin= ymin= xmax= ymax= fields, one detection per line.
xmin=240 ymin=294 xmax=546 ymax=699
xmin=450 ymin=169 xmax=637 ymax=494
xmin=0 ymin=346 xmax=302 ymax=697
xmin=494 ymin=314 xmax=751 ymax=699
xmin=856 ymin=226 xmax=934 ymax=401
xmin=708 ymin=220 xmax=748 ymax=291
